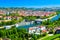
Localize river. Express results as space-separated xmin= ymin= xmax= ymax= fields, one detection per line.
xmin=17 ymin=14 xmax=60 ymax=29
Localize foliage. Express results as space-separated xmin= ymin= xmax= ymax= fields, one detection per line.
xmin=0 ymin=27 xmax=47 ymax=40
xmin=42 ymin=34 xmax=60 ymax=40
xmin=24 ymin=16 xmax=36 ymax=21
xmin=0 ymin=28 xmax=28 ymax=40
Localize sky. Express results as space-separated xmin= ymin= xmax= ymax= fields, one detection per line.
xmin=0 ymin=0 xmax=60 ymax=8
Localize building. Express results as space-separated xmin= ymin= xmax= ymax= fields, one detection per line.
xmin=4 ymin=26 xmax=11 ymax=29
xmin=6 ymin=16 xmax=12 ymax=20
xmin=18 ymin=10 xmax=56 ymax=16
xmin=29 ymin=26 xmax=47 ymax=35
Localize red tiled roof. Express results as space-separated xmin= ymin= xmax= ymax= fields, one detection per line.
xmin=42 ymin=30 xmax=47 ymax=32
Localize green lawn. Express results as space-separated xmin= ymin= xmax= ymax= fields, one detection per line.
xmin=38 ymin=35 xmax=49 ymax=40
xmin=42 ymin=34 xmax=60 ymax=40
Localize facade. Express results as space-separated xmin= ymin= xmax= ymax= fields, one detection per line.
xmin=0 ymin=9 xmax=56 ymax=17
xmin=4 ymin=26 xmax=11 ymax=29
xmin=29 ymin=26 xmax=47 ymax=34
xmin=18 ymin=10 xmax=56 ymax=16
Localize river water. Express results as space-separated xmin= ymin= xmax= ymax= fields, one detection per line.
xmin=17 ymin=14 xmax=60 ymax=29
xmin=50 ymin=14 xmax=60 ymax=21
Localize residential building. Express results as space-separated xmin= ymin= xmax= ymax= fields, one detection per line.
xmin=29 ymin=26 xmax=47 ymax=34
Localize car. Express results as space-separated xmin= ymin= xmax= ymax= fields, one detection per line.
xmin=55 ymin=29 xmax=60 ymax=34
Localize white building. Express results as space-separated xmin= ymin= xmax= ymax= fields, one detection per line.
xmin=29 ymin=26 xmax=47 ymax=35
xmin=4 ymin=26 xmax=11 ymax=29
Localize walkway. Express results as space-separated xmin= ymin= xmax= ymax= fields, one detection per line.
xmin=35 ymin=15 xmax=57 ymax=22
xmin=38 ymin=34 xmax=53 ymax=40
xmin=47 ymin=15 xmax=57 ymax=19
xmin=38 ymin=35 xmax=49 ymax=40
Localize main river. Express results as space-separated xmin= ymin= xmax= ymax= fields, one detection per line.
xmin=17 ymin=14 xmax=60 ymax=29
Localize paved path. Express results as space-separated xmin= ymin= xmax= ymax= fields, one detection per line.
xmin=38 ymin=34 xmax=53 ymax=40
xmin=37 ymin=15 xmax=57 ymax=22
xmin=47 ymin=15 xmax=57 ymax=19
xmin=38 ymin=35 xmax=48 ymax=40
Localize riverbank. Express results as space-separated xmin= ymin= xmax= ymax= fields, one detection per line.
xmin=0 ymin=14 xmax=58 ymax=29
xmin=35 ymin=15 xmax=57 ymax=22
xmin=47 ymin=15 xmax=57 ymax=19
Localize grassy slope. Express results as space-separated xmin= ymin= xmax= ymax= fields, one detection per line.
xmin=42 ymin=34 xmax=60 ymax=40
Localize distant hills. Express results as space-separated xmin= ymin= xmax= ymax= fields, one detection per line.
xmin=0 ymin=7 xmax=60 ymax=11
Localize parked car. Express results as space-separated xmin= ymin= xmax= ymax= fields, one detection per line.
xmin=55 ymin=29 xmax=60 ymax=34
